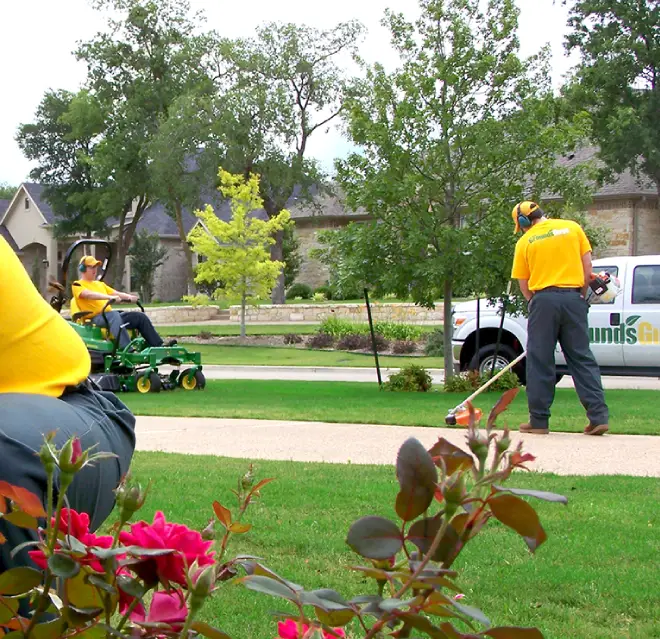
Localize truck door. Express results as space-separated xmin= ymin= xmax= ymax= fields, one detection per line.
xmin=554 ymin=265 xmax=623 ymax=367
xmin=623 ymin=263 xmax=660 ymax=367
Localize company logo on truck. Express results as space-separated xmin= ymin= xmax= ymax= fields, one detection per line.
xmin=589 ymin=315 xmax=660 ymax=345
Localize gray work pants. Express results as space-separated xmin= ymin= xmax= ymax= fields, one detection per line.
xmin=93 ymin=310 xmax=163 ymax=349
xmin=0 ymin=387 xmax=136 ymax=572
xmin=526 ymin=288 xmax=609 ymax=430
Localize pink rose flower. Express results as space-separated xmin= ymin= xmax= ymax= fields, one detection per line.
xmin=29 ymin=509 xmax=113 ymax=572
xmin=119 ymin=511 xmax=214 ymax=585
xmin=130 ymin=591 xmax=188 ymax=629
xmin=277 ymin=619 xmax=346 ymax=639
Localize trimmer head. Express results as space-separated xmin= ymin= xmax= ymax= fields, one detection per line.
xmin=445 ymin=402 xmax=483 ymax=427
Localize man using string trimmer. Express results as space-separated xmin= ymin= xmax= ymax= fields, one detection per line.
xmin=510 ymin=201 xmax=609 ymax=435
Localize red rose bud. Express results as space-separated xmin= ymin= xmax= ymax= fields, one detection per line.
xmin=201 ymin=519 xmax=215 ymax=541
xmin=467 ymin=429 xmax=489 ymax=462
xmin=441 ymin=473 xmax=466 ymax=506
xmin=241 ymin=467 xmax=255 ymax=491
xmin=190 ymin=565 xmax=216 ymax=612
xmin=59 ymin=437 xmax=87 ymax=474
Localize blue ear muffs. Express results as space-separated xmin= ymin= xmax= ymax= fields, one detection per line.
xmin=517 ymin=203 xmax=533 ymax=229
xmin=78 ymin=263 xmax=87 ymax=273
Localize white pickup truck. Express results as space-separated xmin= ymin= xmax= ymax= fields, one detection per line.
xmin=451 ymin=255 xmax=660 ymax=383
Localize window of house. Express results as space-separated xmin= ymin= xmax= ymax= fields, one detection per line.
xmin=632 ymin=265 xmax=660 ymax=304
xmin=25 ymin=197 xmax=30 ymax=209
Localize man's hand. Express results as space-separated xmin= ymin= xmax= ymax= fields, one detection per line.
xmin=110 ymin=295 xmax=122 ymax=304
xmin=126 ymin=294 xmax=139 ymax=303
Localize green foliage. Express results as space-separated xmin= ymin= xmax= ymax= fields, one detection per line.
xmin=332 ymin=0 xmax=594 ymax=380
xmin=282 ymin=223 xmax=303 ymax=289
xmin=285 ymin=282 xmax=313 ymax=300
xmin=314 ymin=286 xmax=333 ymax=300
xmin=0 ymin=183 xmax=16 ymax=199
xmin=311 ymin=291 xmax=327 ymax=302
xmin=188 ymin=170 xmax=290 ymax=337
xmin=565 ymin=0 xmax=660 ymax=196
xmin=424 ymin=328 xmax=445 ymax=357
xmin=373 ymin=321 xmax=423 ymax=341
xmin=319 ymin=317 xmax=424 ymax=342
xmin=128 ymin=229 xmax=168 ymax=302
xmin=319 ymin=316 xmax=370 ymax=338
xmin=385 ymin=365 xmax=433 ymax=392
xmin=443 ymin=369 xmax=520 ymax=393
xmin=182 ymin=293 xmax=212 ymax=308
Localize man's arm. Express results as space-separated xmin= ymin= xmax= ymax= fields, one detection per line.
xmin=581 ymin=251 xmax=593 ymax=297
xmin=518 ymin=279 xmax=533 ymax=302
xmin=112 ymin=290 xmax=139 ymax=303
xmin=77 ymin=288 xmax=120 ymax=302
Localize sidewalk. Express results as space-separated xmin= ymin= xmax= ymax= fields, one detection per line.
xmin=134 ymin=416 xmax=660 ymax=477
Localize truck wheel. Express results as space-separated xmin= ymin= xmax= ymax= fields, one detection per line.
xmin=469 ymin=345 xmax=525 ymax=383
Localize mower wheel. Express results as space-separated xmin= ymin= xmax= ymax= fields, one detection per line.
xmin=179 ymin=369 xmax=206 ymax=390
xmin=137 ymin=372 xmax=162 ymax=394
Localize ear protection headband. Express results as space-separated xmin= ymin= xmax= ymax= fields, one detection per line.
xmin=78 ymin=263 xmax=87 ymax=273
xmin=517 ymin=203 xmax=533 ymax=229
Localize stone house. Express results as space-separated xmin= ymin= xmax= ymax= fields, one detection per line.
xmin=2 ymin=147 xmax=657 ymax=300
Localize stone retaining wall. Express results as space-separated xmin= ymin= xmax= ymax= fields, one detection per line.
xmin=229 ymin=303 xmax=443 ymax=324
xmin=142 ymin=305 xmax=223 ymax=324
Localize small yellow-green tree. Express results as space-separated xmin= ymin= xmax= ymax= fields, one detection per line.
xmin=188 ymin=170 xmax=291 ymax=337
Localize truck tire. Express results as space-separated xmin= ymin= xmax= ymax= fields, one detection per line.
xmin=469 ymin=344 xmax=526 ymax=384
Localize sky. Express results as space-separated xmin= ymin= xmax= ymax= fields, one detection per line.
xmin=0 ymin=0 xmax=578 ymax=187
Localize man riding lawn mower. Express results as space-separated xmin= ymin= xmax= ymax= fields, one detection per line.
xmin=50 ymin=239 xmax=205 ymax=394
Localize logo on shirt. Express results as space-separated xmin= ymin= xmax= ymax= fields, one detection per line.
xmin=529 ymin=228 xmax=570 ymax=244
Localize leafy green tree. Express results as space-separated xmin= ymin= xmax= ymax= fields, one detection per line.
xmin=188 ymin=170 xmax=291 ymax=337
xmin=564 ymin=0 xmax=660 ymax=194
xmin=128 ymin=229 xmax=168 ymax=302
xmin=335 ymin=0 xmax=592 ymax=378
xmin=208 ymin=20 xmax=364 ymax=303
xmin=0 ymin=183 xmax=17 ymax=199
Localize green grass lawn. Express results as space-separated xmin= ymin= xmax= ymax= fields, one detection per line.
xmin=158 ymin=325 xmax=322 ymax=337
xmin=128 ymin=452 xmax=660 ymax=639
xmin=179 ymin=344 xmax=444 ymax=368
xmin=123 ymin=380 xmax=659 ymax=435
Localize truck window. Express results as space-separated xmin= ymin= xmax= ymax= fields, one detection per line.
xmin=632 ymin=265 xmax=660 ymax=304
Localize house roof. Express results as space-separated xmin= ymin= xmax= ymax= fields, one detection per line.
xmin=550 ymin=146 xmax=657 ymax=200
xmin=0 ymin=199 xmax=10 ymax=218
xmin=22 ymin=182 xmax=57 ymax=224
xmin=0 ymin=224 xmax=20 ymax=252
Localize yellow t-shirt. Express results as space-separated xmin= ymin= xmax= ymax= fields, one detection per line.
xmin=511 ymin=218 xmax=591 ymax=291
xmin=0 ymin=236 xmax=91 ymax=397
xmin=72 ymin=279 xmax=117 ymax=318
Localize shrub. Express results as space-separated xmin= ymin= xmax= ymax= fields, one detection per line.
xmin=182 ymin=293 xmax=212 ymax=308
xmin=329 ymin=283 xmax=362 ymax=300
xmin=373 ymin=321 xmax=424 ymax=341
xmin=443 ymin=368 xmax=520 ymax=393
xmin=384 ymin=364 xmax=433 ymax=392
xmin=283 ymin=333 xmax=303 ymax=344
xmin=312 ymin=291 xmax=327 ymax=302
xmin=424 ymin=327 xmax=444 ymax=356
xmin=314 ymin=286 xmax=333 ymax=300
xmin=392 ymin=339 xmax=417 ymax=354
xmin=285 ymin=282 xmax=313 ymax=300
xmin=319 ymin=316 xmax=370 ymax=338
xmin=306 ymin=332 xmax=335 ymax=349
xmin=197 ymin=330 xmax=213 ymax=340
xmin=337 ymin=333 xmax=371 ymax=351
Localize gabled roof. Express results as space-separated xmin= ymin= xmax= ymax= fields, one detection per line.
xmin=0 ymin=199 xmax=10 ymax=218
xmin=0 ymin=224 xmax=20 ymax=252
xmin=23 ymin=183 xmax=56 ymax=223
xmin=552 ymin=146 xmax=657 ymax=200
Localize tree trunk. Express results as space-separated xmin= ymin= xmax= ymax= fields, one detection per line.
xmin=443 ymin=277 xmax=454 ymax=381
xmin=174 ymin=200 xmax=197 ymax=295
xmin=112 ymin=200 xmax=146 ymax=290
xmin=270 ymin=229 xmax=286 ymax=304
xmin=240 ymin=291 xmax=247 ymax=338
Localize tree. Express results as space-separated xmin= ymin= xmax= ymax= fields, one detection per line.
xmin=0 ymin=183 xmax=17 ymax=199
xmin=208 ymin=20 xmax=364 ymax=303
xmin=128 ymin=229 xmax=168 ymax=302
xmin=187 ymin=170 xmax=290 ymax=337
xmin=335 ymin=0 xmax=592 ymax=379
xmin=563 ymin=0 xmax=660 ymax=195
xmin=282 ymin=222 xmax=303 ymax=289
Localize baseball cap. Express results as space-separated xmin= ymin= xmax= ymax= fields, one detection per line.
xmin=511 ymin=201 xmax=541 ymax=233
xmin=79 ymin=255 xmax=102 ymax=268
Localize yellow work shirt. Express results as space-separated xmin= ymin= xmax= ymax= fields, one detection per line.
xmin=72 ymin=279 xmax=117 ymax=318
xmin=0 ymin=236 xmax=90 ymax=397
xmin=511 ymin=218 xmax=591 ymax=291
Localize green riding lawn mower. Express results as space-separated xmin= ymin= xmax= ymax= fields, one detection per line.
xmin=50 ymin=239 xmax=205 ymax=394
